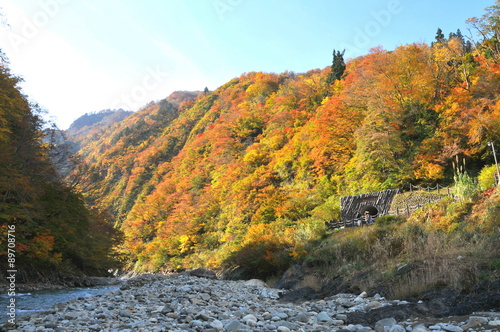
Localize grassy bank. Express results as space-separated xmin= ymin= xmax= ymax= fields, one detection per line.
xmin=301 ymin=185 xmax=500 ymax=299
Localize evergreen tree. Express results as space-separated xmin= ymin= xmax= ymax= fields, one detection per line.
xmin=326 ymin=49 xmax=346 ymax=85
xmin=434 ymin=28 xmax=445 ymax=44
xmin=465 ymin=40 xmax=473 ymax=53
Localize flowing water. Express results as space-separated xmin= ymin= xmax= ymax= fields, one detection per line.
xmin=1 ymin=284 xmax=120 ymax=323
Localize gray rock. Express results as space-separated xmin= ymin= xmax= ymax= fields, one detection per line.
xmin=296 ymin=312 xmax=309 ymax=323
xmin=411 ymin=325 xmax=428 ymax=332
xmin=352 ymin=324 xmax=375 ymax=332
xmin=317 ymin=311 xmax=333 ymax=322
xmin=118 ymin=309 xmax=132 ymax=318
xmin=63 ymin=313 xmax=79 ymax=320
xmin=462 ymin=316 xmax=488 ymax=330
xmin=191 ymin=319 xmax=203 ymax=327
xmin=274 ymin=320 xmax=299 ymax=330
xmin=179 ymin=285 xmax=192 ymax=292
xmin=490 ymin=319 xmax=500 ymax=326
xmin=375 ymin=317 xmax=397 ymax=332
xmin=440 ymin=324 xmax=463 ymax=332
xmin=336 ymin=313 xmax=348 ymax=321
xmin=44 ymin=323 xmax=58 ymax=328
xmin=210 ymin=319 xmax=224 ymax=330
xmin=277 ymin=326 xmax=291 ymax=332
xmin=272 ymin=311 xmax=289 ymax=319
xmin=195 ymin=310 xmax=211 ymax=321
xmin=161 ymin=304 xmax=174 ymax=314
xmin=365 ymin=301 xmax=383 ymax=310
xmin=389 ymin=324 xmax=406 ymax=332
xmin=224 ymin=319 xmax=250 ymax=331
xmin=243 ymin=279 xmax=268 ymax=287
xmin=95 ymin=313 xmax=107 ymax=319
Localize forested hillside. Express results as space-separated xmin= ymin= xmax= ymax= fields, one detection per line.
xmin=0 ymin=55 xmax=122 ymax=280
xmin=67 ymin=7 xmax=500 ymax=277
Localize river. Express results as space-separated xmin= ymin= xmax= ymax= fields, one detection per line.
xmin=1 ymin=284 xmax=121 ymax=323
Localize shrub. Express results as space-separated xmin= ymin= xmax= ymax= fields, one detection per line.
xmin=375 ymin=215 xmax=407 ymax=228
xmin=478 ymin=164 xmax=499 ymax=190
xmin=408 ymin=197 xmax=472 ymax=232
xmin=453 ymin=163 xmax=480 ymax=202
xmin=223 ymin=239 xmax=293 ymax=280
xmin=468 ymin=186 xmax=500 ymax=234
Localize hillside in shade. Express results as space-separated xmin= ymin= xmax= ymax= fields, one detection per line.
xmin=0 ymin=60 xmax=122 ymax=280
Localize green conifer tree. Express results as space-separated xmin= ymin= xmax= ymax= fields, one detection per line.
xmin=435 ymin=28 xmax=445 ymax=43
xmin=326 ymin=49 xmax=346 ymax=85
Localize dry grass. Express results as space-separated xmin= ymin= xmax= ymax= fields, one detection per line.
xmin=388 ymin=257 xmax=479 ymax=299
xmin=307 ymin=213 xmax=500 ymax=300
xmin=386 ymin=222 xmax=486 ymax=299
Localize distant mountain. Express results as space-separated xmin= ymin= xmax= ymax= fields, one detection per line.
xmin=66 ymin=91 xmax=203 ymax=144
xmin=66 ymin=109 xmax=133 ymax=141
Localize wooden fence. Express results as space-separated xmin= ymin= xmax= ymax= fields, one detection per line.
xmin=325 ymin=218 xmax=372 ymax=230
xmin=409 ymin=183 xmax=454 ymax=195
xmin=387 ymin=202 xmax=439 ymax=217
xmin=389 ymin=184 xmax=455 ymax=217
xmin=326 ymin=184 xmax=455 ymax=230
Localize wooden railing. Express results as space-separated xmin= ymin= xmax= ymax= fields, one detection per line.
xmin=389 ymin=184 xmax=455 ymax=217
xmin=409 ymin=183 xmax=454 ymax=195
xmin=325 ymin=218 xmax=374 ymax=230
xmin=326 ymin=183 xmax=456 ymax=230
xmin=387 ymin=202 xmax=437 ymax=217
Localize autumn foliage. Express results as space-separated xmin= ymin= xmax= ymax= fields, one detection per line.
xmin=65 ymin=7 xmax=500 ymax=276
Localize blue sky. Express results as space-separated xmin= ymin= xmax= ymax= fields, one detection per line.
xmin=0 ymin=0 xmax=494 ymax=129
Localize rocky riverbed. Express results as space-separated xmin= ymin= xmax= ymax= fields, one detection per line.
xmin=3 ymin=272 xmax=500 ymax=332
